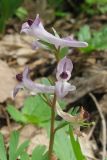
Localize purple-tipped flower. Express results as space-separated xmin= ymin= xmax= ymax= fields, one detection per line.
xmin=56 ymin=56 xmax=73 ymax=81
xmin=55 ymin=57 xmax=76 ymax=98
xmin=55 ymin=81 xmax=76 ymax=98
xmin=13 ymin=66 xmax=54 ymax=97
xmin=13 ymin=57 xmax=75 ymax=99
xmin=21 ymin=14 xmax=88 ymax=49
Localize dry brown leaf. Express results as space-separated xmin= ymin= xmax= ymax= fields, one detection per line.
xmin=19 ymin=124 xmax=49 ymax=154
xmin=0 ymin=60 xmax=16 ymax=102
xmin=0 ymin=123 xmax=49 ymax=155
xmin=79 ymin=133 xmax=97 ymax=160
xmin=0 ymin=34 xmax=36 ymax=59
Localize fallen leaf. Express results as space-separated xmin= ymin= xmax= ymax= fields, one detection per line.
xmin=79 ymin=133 xmax=96 ymax=160
xmin=19 ymin=124 xmax=49 ymax=154
xmin=0 ymin=60 xmax=16 ymax=102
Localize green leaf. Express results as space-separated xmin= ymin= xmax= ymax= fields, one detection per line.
xmin=24 ymin=114 xmax=41 ymax=124
xmin=31 ymin=146 xmax=48 ymax=160
xmin=7 ymin=105 xmax=27 ymax=123
xmin=69 ymin=125 xmax=86 ymax=160
xmin=59 ymin=47 xmax=69 ymax=59
xmin=92 ymin=26 xmax=107 ymax=50
xmin=0 ymin=133 xmax=7 ymax=160
xmin=16 ymin=140 xmax=29 ymax=158
xmin=39 ymin=40 xmax=55 ymax=50
xmin=54 ymin=126 xmax=86 ymax=160
xmin=55 ymin=11 xmax=68 ymax=17
xmin=9 ymin=131 xmax=30 ymax=160
xmin=9 ymin=131 xmax=19 ymax=160
xmin=22 ymin=95 xmax=51 ymax=124
xmin=78 ymin=25 xmax=107 ymax=53
xmin=54 ymin=127 xmax=76 ymax=160
xmin=15 ymin=7 xmax=28 ymax=20
xmin=20 ymin=152 xmax=29 ymax=160
xmin=40 ymin=77 xmax=52 ymax=86
xmin=86 ymin=0 xmax=107 ymax=5
xmin=78 ymin=25 xmax=91 ymax=42
xmin=70 ymin=106 xmax=80 ymax=116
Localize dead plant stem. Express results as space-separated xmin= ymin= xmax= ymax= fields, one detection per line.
xmin=89 ymin=93 xmax=106 ymax=160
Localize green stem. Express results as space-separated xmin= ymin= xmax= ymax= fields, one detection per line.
xmin=48 ymin=94 xmax=56 ymax=160
xmin=54 ymin=47 xmax=60 ymax=62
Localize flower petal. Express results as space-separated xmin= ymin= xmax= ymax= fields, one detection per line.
xmin=56 ymin=57 xmax=73 ymax=81
xmin=32 ymin=14 xmax=41 ymax=27
xmin=23 ymin=66 xmax=29 ymax=80
xmin=22 ymin=67 xmax=55 ymax=94
xmin=55 ymin=102 xmax=81 ymax=122
xmin=61 ymin=37 xmax=88 ymax=48
xmin=20 ymin=22 xmax=30 ymax=34
xmin=13 ymin=83 xmax=23 ymax=97
xmin=55 ymin=81 xmax=76 ymax=98
xmin=22 ymin=77 xmax=55 ymax=94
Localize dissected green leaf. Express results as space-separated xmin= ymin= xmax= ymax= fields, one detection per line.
xmin=78 ymin=25 xmax=107 ymax=53
xmin=78 ymin=25 xmax=91 ymax=42
xmin=22 ymin=95 xmax=51 ymax=123
xmin=93 ymin=26 xmax=107 ymax=50
xmin=24 ymin=114 xmax=41 ymax=124
xmin=16 ymin=140 xmax=29 ymax=158
xmin=9 ymin=131 xmax=19 ymax=160
xmin=9 ymin=131 xmax=30 ymax=160
xmin=0 ymin=133 xmax=7 ymax=160
xmin=7 ymin=105 xmax=27 ymax=123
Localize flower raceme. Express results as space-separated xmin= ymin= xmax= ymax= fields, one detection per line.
xmin=13 ymin=57 xmax=81 ymax=123
xmin=21 ymin=14 xmax=88 ymax=50
xmin=13 ymin=57 xmax=75 ymax=98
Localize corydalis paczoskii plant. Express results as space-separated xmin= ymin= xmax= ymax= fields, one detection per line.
xmin=13 ymin=14 xmax=88 ymax=160
xmin=21 ymin=14 xmax=88 ymax=50
xmin=14 ymin=57 xmax=83 ymax=123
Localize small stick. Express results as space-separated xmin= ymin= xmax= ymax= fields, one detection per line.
xmin=89 ymin=93 xmax=106 ymax=160
xmin=2 ymin=108 xmax=11 ymax=133
xmin=87 ymin=119 xmax=98 ymax=140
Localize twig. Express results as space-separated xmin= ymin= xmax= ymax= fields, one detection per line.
xmin=87 ymin=118 xmax=98 ymax=140
xmin=89 ymin=93 xmax=106 ymax=160
xmin=2 ymin=108 xmax=11 ymax=133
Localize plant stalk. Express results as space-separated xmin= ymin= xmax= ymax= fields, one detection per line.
xmin=48 ymin=94 xmax=56 ymax=160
